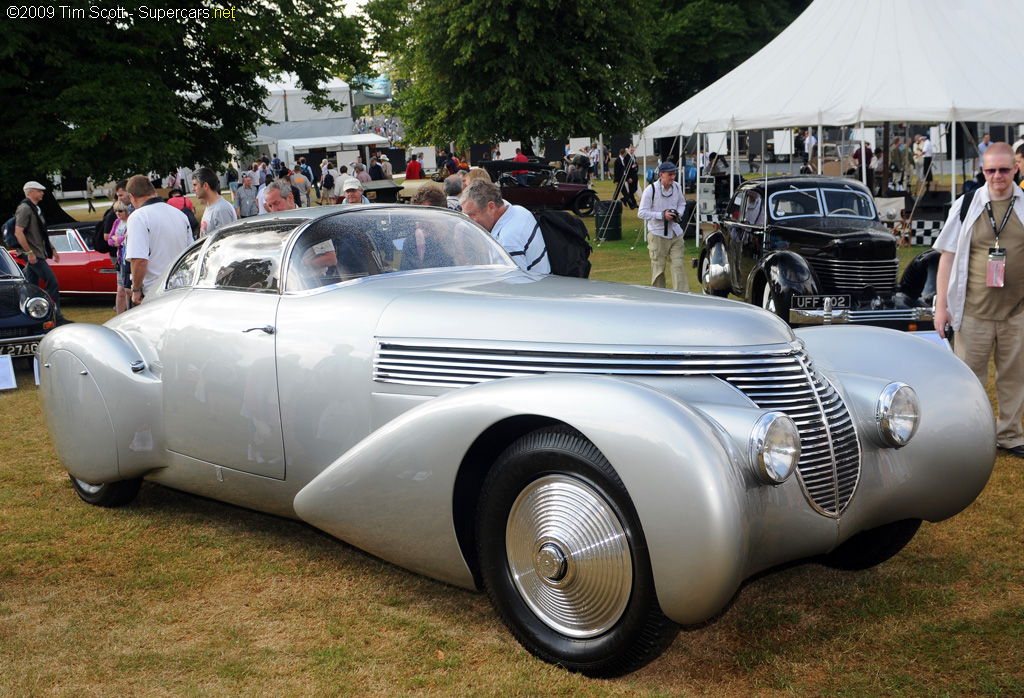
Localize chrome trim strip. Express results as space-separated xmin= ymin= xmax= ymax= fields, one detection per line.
xmin=374 ymin=340 xmax=862 ymax=517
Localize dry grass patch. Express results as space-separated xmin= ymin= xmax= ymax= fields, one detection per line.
xmin=1 ymin=201 xmax=1021 ymax=696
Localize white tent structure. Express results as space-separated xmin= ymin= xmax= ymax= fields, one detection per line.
xmin=644 ymin=0 xmax=1024 ymax=205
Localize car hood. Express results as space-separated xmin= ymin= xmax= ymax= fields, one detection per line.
xmin=375 ymin=274 xmax=795 ymax=349
xmin=768 ymin=222 xmax=896 ymax=261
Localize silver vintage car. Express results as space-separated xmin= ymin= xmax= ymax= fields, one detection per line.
xmin=38 ymin=205 xmax=994 ymax=677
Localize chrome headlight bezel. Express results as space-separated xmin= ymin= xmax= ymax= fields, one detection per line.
xmin=875 ymin=382 xmax=920 ymax=448
xmin=24 ymin=295 xmax=51 ymax=320
xmin=749 ymin=411 xmax=801 ymax=485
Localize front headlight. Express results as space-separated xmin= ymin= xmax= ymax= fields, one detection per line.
xmin=750 ymin=411 xmax=801 ymax=485
xmin=25 ymin=296 xmax=51 ymax=320
xmin=876 ymin=382 xmax=920 ymax=448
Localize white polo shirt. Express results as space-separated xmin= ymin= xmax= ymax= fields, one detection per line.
xmin=491 ymin=204 xmax=550 ymax=274
xmin=124 ymin=198 xmax=193 ymax=293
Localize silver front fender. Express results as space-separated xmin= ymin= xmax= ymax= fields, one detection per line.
xmin=294 ymin=373 xmax=787 ymax=625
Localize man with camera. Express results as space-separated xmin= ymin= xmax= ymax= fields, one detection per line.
xmin=638 ymin=161 xmax=688 ymax=291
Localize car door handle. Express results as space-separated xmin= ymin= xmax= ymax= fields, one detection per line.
xmin=243 ymin=325 xmax=275 ymax=335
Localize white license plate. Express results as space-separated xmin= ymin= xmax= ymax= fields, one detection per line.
xmin=0 ymin=341 xmax=39 ymax=357
xmin=791 ymin=294 xmax=851 ymax=310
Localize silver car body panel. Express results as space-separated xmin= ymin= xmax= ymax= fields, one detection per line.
xmin=37 ymin=206 xmax=995 ymax=630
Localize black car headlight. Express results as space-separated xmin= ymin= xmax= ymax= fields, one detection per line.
xmin=875 ymin=382 xmax=920 ymax=448
xmin=750 ymin=411 xmax=801 ymax=485
xmin=25 ymin=296 xmax=51 ymax=320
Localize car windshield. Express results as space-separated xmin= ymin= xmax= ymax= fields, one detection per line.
xmin=769 ymin=188 xmax=822 ymax=220
xmin=48 ymin=231 xmax=84 ymax=253
xmin=285 ymin=207 xmax=512 ymax=291
xmin=0 ymin=249 xmax=24 ymax=277
xmin=821 ymin=188 xmax=876 ymax=218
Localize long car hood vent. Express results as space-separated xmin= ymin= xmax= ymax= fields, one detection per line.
xmin=374 ymin=340 xmax=860 ymax=516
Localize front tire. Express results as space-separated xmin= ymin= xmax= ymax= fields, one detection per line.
xmin=700 ymin=252 xmax=728 ymax=297
xmin=572 ymin=191 xmax=598 ymax=217
xmin=476 ymin=427 xmax=677 ymax=677
xmin=761 ymin=277 xmax=789 ymax=321
xmin=69 ymin=475 xmax=142 ymax=508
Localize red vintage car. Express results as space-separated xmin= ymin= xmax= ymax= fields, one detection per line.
xmin=8 ymin=195 xmax=116 ymax=295
xmin=482 ymin=161 xmax=599 ymax=216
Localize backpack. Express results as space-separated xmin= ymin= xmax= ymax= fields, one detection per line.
xmin=323 ymin=172 xmax=335 ymax=190
xmin=958 ymin=186 xmax=979 ymax=225
xmin=533 ymin=209 xmax=592 ymax=278
xmin=2 ymin=216 xmax=17 ymax=248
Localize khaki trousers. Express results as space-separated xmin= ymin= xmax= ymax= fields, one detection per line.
xmin=954 ymin=312 xmax=1024 ymax=448
xmin=647 ymin=233 xmax=689 ymax=291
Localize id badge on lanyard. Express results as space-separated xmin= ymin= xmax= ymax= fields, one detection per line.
xmin=988 ymin=247 xmax=1006 ymax=287
xmin=984 ymin=198 xmax=1016 ymax=288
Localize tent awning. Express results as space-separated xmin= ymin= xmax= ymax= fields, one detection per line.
xmin=645 ymin=0 xmax=1024 ymax=137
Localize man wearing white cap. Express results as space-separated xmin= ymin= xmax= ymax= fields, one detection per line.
xmin=14 ymin=181 xmax=69 ymax=323
xmin=340 ymin=178 xmax=370 ymax=205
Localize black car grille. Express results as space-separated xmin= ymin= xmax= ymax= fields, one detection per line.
xmin=0 ymin=326 xmax=36 ymax=339
xmin=374 ymin=341 xmax=861 ymax=516
xmin=806 ymin=257 xmax=899 ymax=295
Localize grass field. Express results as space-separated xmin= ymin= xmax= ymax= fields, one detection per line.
xmin=1 ymin=185 xmax=1022 ymax=697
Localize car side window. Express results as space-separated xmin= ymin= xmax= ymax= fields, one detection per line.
xmin=195 ymin=224 xmax=292 ymax=293
xmin=165 ymin=241 xmax=205 ymax=291
xmin=769 ymin=189 xmax=822 ymax=220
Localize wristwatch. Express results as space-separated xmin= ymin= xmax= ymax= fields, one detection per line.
xmin=131 ymin=286 xmax=143 ymax=293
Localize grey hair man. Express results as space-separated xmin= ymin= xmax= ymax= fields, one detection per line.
xmin=459 ymin=180 xmax=549 ymax=274
xmin=263 ymin=178 xmax=297 ymax=212
xmin=443 ymin=174 xmax=463 ymax=211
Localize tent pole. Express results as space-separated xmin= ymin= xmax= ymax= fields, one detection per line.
xmin=730 ymin=130 xmax=737 ymax=198
xmin=951 ymin=119 xmax=957 ymax=204
xmin=860 ymin=121 xmax=867 ymax=189
xmin=695 ymin=132 xmax=702 ymax=247
xmin=817 ymin=120 xmax=823 ymax=175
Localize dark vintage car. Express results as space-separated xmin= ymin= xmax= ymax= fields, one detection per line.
xmin=481 ymin=161 xmax=599 ymax=217
xmin=698 ymin=176 xmax=937 ymax=330
xmin=0 ymin=243 xmax=56 ymax=359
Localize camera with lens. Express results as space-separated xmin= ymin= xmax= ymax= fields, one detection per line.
xmin=664 ymin=208 xmax=679 ymax=221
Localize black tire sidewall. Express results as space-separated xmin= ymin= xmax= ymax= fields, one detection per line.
xmin=477 ymin=429 xmax=667 ymax=675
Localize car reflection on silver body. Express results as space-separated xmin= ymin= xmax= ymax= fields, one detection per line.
xmin=38 ymin=204 xmax=994 ymax=677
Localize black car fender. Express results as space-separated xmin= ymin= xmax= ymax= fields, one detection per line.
xmin=898 ymin=248 xmax=941 ymax=307
xmin=744 ymin=250 xmax=818 ymax=306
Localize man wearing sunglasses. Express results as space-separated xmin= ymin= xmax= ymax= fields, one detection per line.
xmin=934 ymin=142 xmax=1024 ymax=457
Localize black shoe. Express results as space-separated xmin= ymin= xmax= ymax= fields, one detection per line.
xmin=997 ymin=444 xmax=1024 ymax=458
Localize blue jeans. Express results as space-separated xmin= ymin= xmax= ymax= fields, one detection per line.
xmin=22 ymin=255 xmax=61 ymax=312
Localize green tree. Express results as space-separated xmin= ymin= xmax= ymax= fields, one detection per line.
xmin=0 ymin=1 xmax=370 ymax=213
xmin=365 ymin=0 xmax=657 ymax=148
xmin=651 ymin=0 xmax=811 ymax=115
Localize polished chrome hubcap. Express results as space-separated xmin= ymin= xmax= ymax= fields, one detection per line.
xmin=506 ymin=474 xmax=632 ymax=637
xmin=72 ymin=477 xmax=103 ymax=495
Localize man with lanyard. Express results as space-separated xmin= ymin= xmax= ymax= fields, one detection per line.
xmin=638 ymin=161 xmax=688 ymax=291
xmin=13 ymin=181 xmax=69 ymax=324
xmin=934 ymin=142 xmax=1024 ymax=457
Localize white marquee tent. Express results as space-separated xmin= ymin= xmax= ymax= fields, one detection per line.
xmin=645 ymin=0 xmax=1024 ymax=137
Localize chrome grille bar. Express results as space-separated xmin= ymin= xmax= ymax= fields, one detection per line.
xmin=806 ymin=257 xmax=899 ymax=294
xmin=375 ymin=341 xmax=861 ymax=516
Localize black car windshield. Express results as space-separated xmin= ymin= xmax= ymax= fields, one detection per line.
xmin=285 ymin=207 xmax=512 ymax=291
xmin=0 ymin=249 xmax=24 ymax=277
xmin=821 ymin=187 xmax=876 ymax=218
